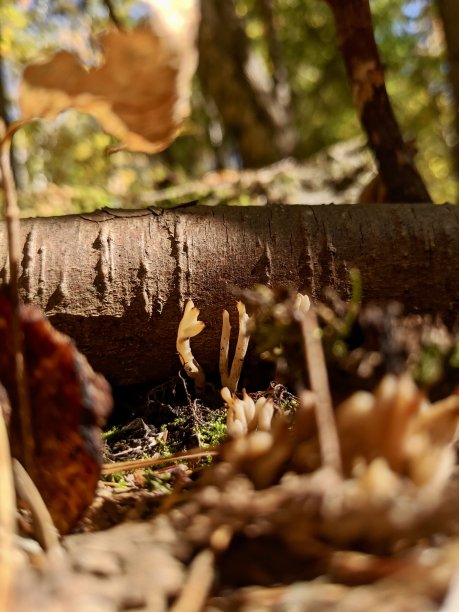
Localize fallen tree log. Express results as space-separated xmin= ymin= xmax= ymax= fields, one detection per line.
xmin=0 ymin=204 xmax=457 ymax=387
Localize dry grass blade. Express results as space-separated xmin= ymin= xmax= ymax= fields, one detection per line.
xmin=302 ymin=307 xmax=342 ymax=476
xmin=170 ymin=549 xmax=215 ymax=612
xmin=0 ymin=122 xmax=35 ymax=478
xmin=101 ymin=447 xmax=218 ymax=475
xmin=0 ymin=406 xmax=15 ymax=611
xmin=13 ymin=460 xmax=60 ymax=553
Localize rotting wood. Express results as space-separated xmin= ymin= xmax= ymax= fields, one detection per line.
xmin=0 ymin=204 xmax=457 ymax=387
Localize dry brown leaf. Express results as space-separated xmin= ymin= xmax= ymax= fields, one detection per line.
xmin=19 ymin=3 xmax=200 ymax=153
xmin=0 ymin=291 xmax=112 ymax=534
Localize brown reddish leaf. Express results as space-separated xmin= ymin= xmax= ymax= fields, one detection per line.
xmin=19 ymin=4 xmax=200 ymax=153
xmin=0 ymin=291 xmax=112 ymax=534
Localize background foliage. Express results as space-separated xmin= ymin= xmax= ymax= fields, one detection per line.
xmin=1 ymin=0 xmax=457 ymax=215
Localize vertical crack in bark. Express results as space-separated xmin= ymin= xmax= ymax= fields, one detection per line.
xmin=45 ymin=275 xmax=67 ymax=313
xmin=299 ymin=208 xmax=321 ymax=299
xmin=175 ymin=215 xmax=192 ymax=309
xmin=136 ymin=259 xmax=152 ymax=317
xmin=37 ymin=246 xmax=46 ymax=301
xmin=19 ymin=230 xmax=33 ymax=298
xmin=166 ymin=214 xmax=188 ymax=312
xmin=251 ymin=237 xmax=273 ymax=285
xmin=93 ymin=226 xmax=111 ymax=301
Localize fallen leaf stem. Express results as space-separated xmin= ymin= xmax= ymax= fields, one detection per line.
xmin=101 ymin=447 xmax=218 ymax=475
xmin=0 ymin=406 xmax=15 ymax=611
xmin=13 ymin=460 xmax=60 ymax=553
xmin=0 ymin=123 xmax=35 ymax=478
xmin=302 ymin=308 xmax=342 ymax=476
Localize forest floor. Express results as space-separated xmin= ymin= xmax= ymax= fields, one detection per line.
xmin=17 ymin=138 xmax=375 ymax=218
xmin=9 ymin=289 xmax=459 ymax=611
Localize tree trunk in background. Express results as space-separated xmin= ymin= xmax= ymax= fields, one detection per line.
xmin=1 ymin=204 xmax=458 ymax=387
xmin=254 ymin=0 xmax=292 ymax=109
xmin=436 ymin=0 xmax=459 ymax=189
xmin=198 ymin=0 xmax=295 ymax=167
xmin=325 ymin=0 xmax=432 ymax=204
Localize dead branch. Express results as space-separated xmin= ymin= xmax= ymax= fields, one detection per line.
xmin=0 ymin=204 xmax=457 ymax=387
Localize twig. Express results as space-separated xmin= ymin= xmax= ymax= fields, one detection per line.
xmin=102 ymin=0 xmax=123 ymax=30
xmin=13 ymin=460 xmax=60 ymax=553
xmin=101 ymin=447 xmax=218 ymax=475
xmin=170 ymin=549 xmax=215 ymax=612
xmin=0 ymin=406 xmax=15 ymax=611
xmin=301 ymin=308 xmax=342 ymax=476
xmin=0 ymin=121 xmax=35 ymax=477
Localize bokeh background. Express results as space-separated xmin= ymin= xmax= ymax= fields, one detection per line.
xmin=1 ymin=0 xmax=458 ymax=215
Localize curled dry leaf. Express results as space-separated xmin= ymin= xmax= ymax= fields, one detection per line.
xmin=19 ymin=2 xmax=200 ymax=153
xmin=0 ymin=291 xmax=112 ymax=534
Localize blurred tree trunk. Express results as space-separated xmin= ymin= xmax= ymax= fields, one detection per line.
xmin=325 ymin=0 xmax=432 ymax=203
xmin=198 ymin=0 xmax=295 ymax=167
xmin=2 ymin=204 xmax=458 ymax=387
xmin=436 ymin=0 xmax=459 ymax=187
xmin=253 ymin=0 xmax=291 ymax=106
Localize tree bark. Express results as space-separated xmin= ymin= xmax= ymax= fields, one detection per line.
xmin=198 ymin=0 xmax=295 ymax=167
xmin=436 ymin=0 xmax=459 ymax=186
xmin=325 ymin=0 xmax=432 ymax=203
xmin=0 ymin=204 xmax=457 ymax=387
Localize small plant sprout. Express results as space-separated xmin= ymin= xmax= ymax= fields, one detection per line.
xmin=220 ymin=301 xmax=253 ymax=394
xmin=176 ymin=300 xmax=206 ymax=394
xmin=221 ymin=387 xmax=275 ymax=438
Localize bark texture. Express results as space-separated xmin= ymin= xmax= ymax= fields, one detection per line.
xmin=0 ymin=204 xmax=457 ymax=387
xmin=325 ymin=0 xmax=432 ymax=203
xmin=198 ymin=0 xmax=295 ymax=167
xmin=436 ymin=0 xmax=459 ymax=185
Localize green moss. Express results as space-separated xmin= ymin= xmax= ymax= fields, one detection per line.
xmin=141 ymin=470 xmax=174 ymax=494
xmin=101 ymin=471 xmax=130 ymax=488
xmin=102 ymin=425 xmax=121 ymax=442
xmin=195 ymin=414 xmax=227 ymax=448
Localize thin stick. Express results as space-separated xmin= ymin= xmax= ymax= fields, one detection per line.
xmin=102 ymin=0 xmax=123 ymax=30
xmin=101 ymin=447 xmax=218 ymax=475
xmin=170 ymin=549 xmax=215 ymax=612
xmin=301 ymin=308 xmax=342 ymax=476
xmin=0 ymin=406 xmax=15 ymax=611
xmin=13 ymin=460 xmax=60 ymax=553
xmin=0 ymin=122 xmax=35 ymax=477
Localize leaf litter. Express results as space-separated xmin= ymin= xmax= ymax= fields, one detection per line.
xmin=7 ymin=287 xmax=459 ymax=611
